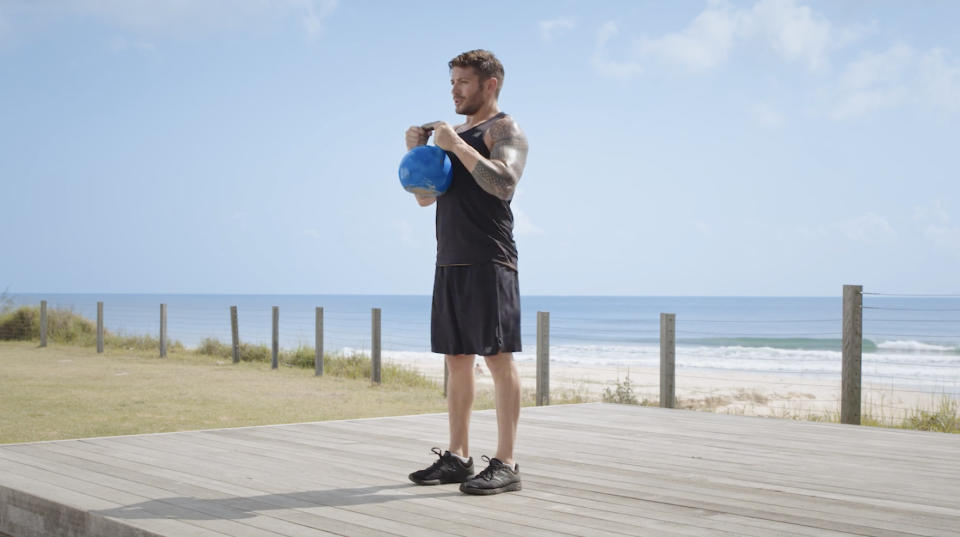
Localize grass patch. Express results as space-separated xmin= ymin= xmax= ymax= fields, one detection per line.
xmin=0 ymin=341 xmax=450 ymax=444
xmin=0 ymin=305 xmax=183 ymax=352
xmin=194 ymin=337 xmax=436 ymax=389
xmin=598 ymin=375 xmax=959 ymax=434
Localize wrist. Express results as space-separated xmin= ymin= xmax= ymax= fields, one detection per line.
xmin=449 ymin=138 xmax=471 ymax=155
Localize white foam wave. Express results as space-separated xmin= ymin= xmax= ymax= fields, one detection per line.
xmin=877 ymin=340 xmax=957 ymax=353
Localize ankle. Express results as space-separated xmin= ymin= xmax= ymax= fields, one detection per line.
xmin=448 ymin=450 xmax=470 ymax=462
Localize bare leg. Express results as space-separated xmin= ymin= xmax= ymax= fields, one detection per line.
xmin=446 ymin=354 xmax=475 ymax=458
xmin=484 ymin=352 xmax=520 ymax=467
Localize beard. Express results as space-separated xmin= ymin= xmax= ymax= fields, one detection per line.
xmin=455 ymin=94 xmax=483 ymax=116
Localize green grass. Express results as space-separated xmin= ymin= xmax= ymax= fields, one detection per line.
xmin=0 ymin=304 xmax=184 ymax=352
xmin=193 ymin=336 xmax=439 ymax=389
xmin=0 ymin=341 xmax=454 ymax=444
xmin=0 ymin=307 xmax=590 ymax=444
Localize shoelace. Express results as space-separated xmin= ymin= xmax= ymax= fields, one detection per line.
xmin=475 ymin=455 xmax=503 ymax=481
xmin=426 ymin=447 xmax=446 ymax=470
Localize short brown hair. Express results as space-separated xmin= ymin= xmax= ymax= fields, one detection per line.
xmin=449 ymin=49 xmax=504 ymax=97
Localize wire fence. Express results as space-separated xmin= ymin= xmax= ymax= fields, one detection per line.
xmin=3 ymin=290 xmax=959 ymax=420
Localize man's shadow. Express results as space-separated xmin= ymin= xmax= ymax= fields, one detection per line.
xmin=94 ymin=484 xmax=458 ymax=520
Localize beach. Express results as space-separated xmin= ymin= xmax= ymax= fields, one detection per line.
xmin=7 ymin=292 xmax=958 ymax=426
xmin=384 ymin=351 xmax=952 ymax=423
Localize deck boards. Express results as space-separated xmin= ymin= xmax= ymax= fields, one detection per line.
xmin=1 ymin=403 xmax=958 ymax=537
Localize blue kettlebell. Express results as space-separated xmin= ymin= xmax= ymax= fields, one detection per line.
xmin=398 ymin=145 xmax=452 ymax=196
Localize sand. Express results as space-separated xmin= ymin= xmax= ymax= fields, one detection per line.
xmin=383 ymin=352 xmax=953 ymax=423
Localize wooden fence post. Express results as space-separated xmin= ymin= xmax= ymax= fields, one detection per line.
xmin=371 ymin=308 xmax=381 ymax=384
xmin=40 ymin=300 xmax=47 ymax=348
xmin=842 ymin=284 xmax=863 ymax=425
xmin=96 ymin=301 xmax=104 ymax=353
xmin=272 ymin=306 xmax=279 ymax=370
xmin=536 ymin=311 xmax=550 ymax=406
xmin=159 ymin=304 xmax=167 ymax=357
xmin=660 ymin=313 xmax=676 ymax=409
xmin=230 ymin=306 xmax=240 ymax=364
xmin=315 ymin=307 xmax=324 ymax=376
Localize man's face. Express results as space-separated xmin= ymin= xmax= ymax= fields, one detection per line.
xmin=451 ymin=66 xmax=489 ymax=116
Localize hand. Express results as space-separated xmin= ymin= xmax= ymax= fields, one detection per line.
xmin=405 ymin=125 xmax=429 ymax=151
xmin=415 ymin=193 xmax=437 ymax=207
xmin=421 ymin=121 xmax=460 ymax=151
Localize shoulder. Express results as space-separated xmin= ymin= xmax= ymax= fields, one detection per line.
xmin=484 ymin=115 xmax=526 ymax=147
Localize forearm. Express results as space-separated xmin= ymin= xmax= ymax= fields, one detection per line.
xmin=448 ymin=140 xmax=517 ymax=200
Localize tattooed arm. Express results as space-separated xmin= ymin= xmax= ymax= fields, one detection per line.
xmin=471 ymin=118 xmax=528 ymax=200
xmin=425 ymin=117 xmax=529 ymax=201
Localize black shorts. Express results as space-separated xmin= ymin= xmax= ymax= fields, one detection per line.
xmin=431 ymin=263 xmax=522 ymax=356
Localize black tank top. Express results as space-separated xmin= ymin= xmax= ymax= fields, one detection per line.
xmin=436 ymin=112 xmax=518 ymax=270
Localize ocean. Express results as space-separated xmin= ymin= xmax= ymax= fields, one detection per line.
xmin=8 ymin=293 xmax=960 ymax=395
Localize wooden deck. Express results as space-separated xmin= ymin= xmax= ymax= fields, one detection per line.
xmin=1 ymin=403 xmax=958 ymax=537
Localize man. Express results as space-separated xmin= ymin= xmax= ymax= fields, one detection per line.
xmin=405 ymin=49 xmax=528 ymax=496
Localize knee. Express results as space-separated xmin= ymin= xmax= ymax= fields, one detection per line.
xmin=446 ymin=354 xmax=475 ymax=374
xmin=483 ymin=353 xmax=514 ymax=376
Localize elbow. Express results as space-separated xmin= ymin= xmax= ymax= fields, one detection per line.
xmin=499 ymin=176 xmax=519 ymax=201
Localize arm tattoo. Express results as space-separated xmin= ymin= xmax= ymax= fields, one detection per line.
xmin=470 ymin=118 xmax=529 ymax=200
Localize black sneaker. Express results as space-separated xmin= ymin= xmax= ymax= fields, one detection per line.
xmin=408 ymin=447 xmax=475 ymax=485
xmin=459 ymin=456 xmax=521 ymax=495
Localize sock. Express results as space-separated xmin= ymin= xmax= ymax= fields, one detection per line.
xmin=447 ymin=451 xmax=470 ymax=463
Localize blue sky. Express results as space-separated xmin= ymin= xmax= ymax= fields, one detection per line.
xmin=1 ymin=0 xmax=958 ymax=296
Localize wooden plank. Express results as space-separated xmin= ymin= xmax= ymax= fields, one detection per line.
xmin=0 ymin=456 xmax=277 ymax=537
xmin=27 ymin=441 xmax=515 ymax=537
xmin=151 ymin=423 xmax=946 ymax=537
xmin=103 ymin=433 xmax=662 ymax=537
xmin=47 ymin=438 xmax=567 ymax=537
xmin=222 ymin=421 xmax=960 ymax=536
xmin=2 ymin=404 xmax=958 ymax=537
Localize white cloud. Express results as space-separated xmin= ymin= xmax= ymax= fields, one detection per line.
xmin=511 ymin=188 xmax=543 ymax=237
xmin=592 ymin=21 xmax=644 ymax=78
xmin=634 ymin=2 xmax=738 ymax=71
xmin=800 ymin=213 xmax=896 ymax=243
xmin=837 ymin=212 xmax=896 ymax=243
xmin=830 ymin=43 xmax=960 ymax=118
xmin=514 ymin=207 xmax=543 ymax=237
xmin=300 ymin=0 xmax=337 ymax=38
xmin=692 ymin=220 xmax=713 ymax=236
xmin=830 ymin=43 xmax=913 ymax=118
xmin=744 ymin=0 xmax=833 ymax=70
xmin=751 ymin=102 xmax=784 ymax=128
xmin=540 ymin=17 xmax=575 ymax=42
xmin=303 ymin=228 xmax=324 ymax=240
xmin=593 ymin=0 xmax=869 ymax=78
xmin=915 ymin=202 xmax=960 ymax=253
xmin=919 ymin=48 xmax=960 ymax=114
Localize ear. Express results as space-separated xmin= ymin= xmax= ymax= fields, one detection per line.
xmin=484 ymin=77 xmax=499 ymax=96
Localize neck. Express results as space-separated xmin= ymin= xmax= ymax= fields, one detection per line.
xmin=464 ymin=101 xmax=501 ymax=129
